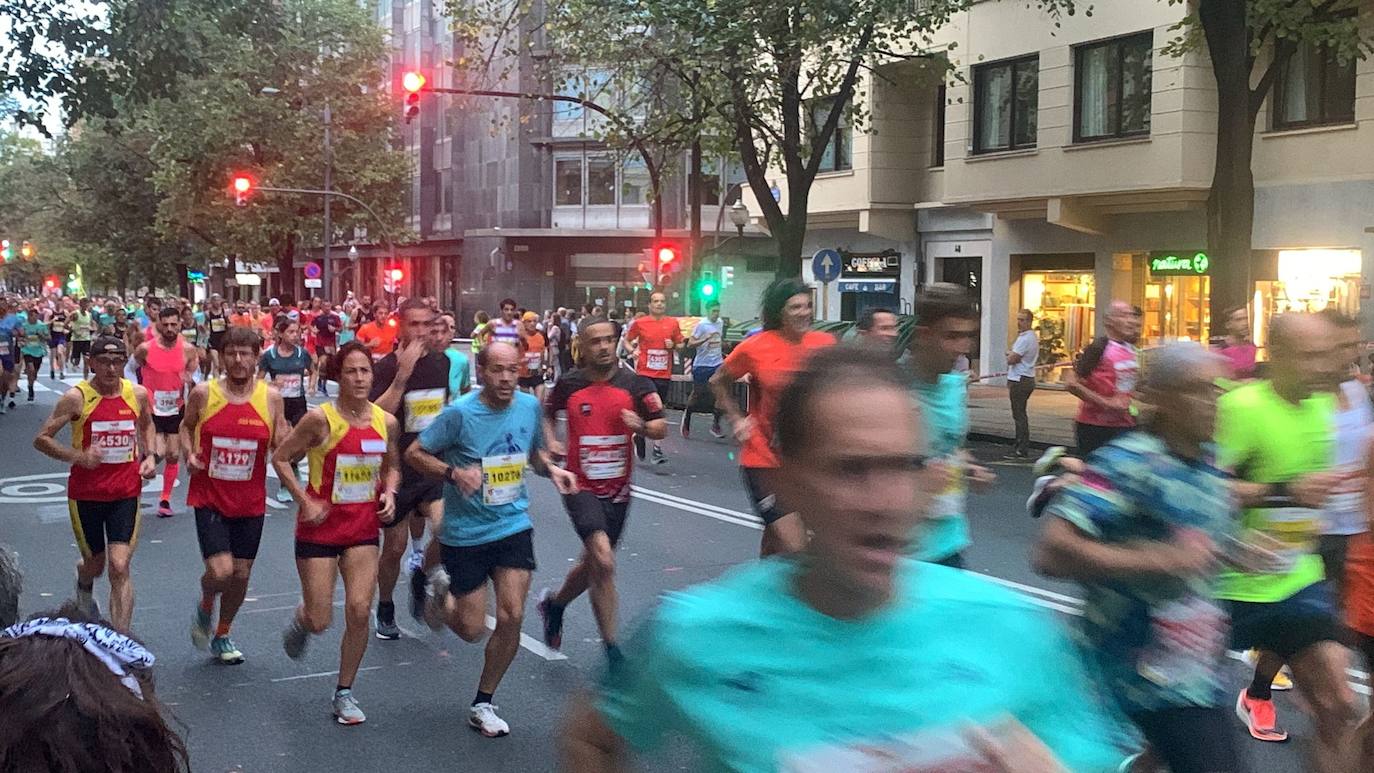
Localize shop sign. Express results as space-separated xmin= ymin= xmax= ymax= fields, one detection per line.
xmin=842 ymin=250 xmax=901 ymax=278
xmin=838 ymin=280 xmax=897 ymax=294
xmin=1149 ymin=251 xmax=1210 ymax=276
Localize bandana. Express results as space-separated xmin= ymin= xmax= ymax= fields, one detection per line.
xmin=2 ymin=617 xmax=155 ymax=698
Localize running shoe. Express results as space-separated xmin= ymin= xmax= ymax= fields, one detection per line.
xmin=276 ymin=487 xmax=293 ymax=503
xmin=406 ymin=546 xmax=425 ymax=574
xmin=709 ymin=424 xmax=725 ymax=439
xmin=651 ymin=446 xmax=667 ymax=465
xmin=210 ymin=635 xmax=244 ymax=665
xmin=282 ymin=616 xmax=309 ymax=660
xmin=333 ymin=689 xmax=366 ymax=725
xmin=468 ymin=703 xmax=510 ymax=737
xmin=409 ymin=566 xmax=428 ymax=621
xmin=423 ymin=567 xmax=451 ymax=632
xmin=1235 ymin=690 xmax=1288 ymax=742
xmin=157 ymin=500 xmax=174 ymax=518
xmin=375 ymin=604 xmax=401 ymax=641
xmin=1032 ymin=446 xmax=1068 ymax=478
xmin=190 ymin=605 xmax=213 ymax=650
xmin=536 ymin=588 xmax=564 ymax=651
xmin=27 ymin=387 xmax=34 ymax=402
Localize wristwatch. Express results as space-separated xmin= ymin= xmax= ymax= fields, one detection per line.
xmin=445 ymin=465 xmax=456 ymax=484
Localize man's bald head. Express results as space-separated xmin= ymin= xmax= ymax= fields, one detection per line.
xmin=1105 ymin=301 xmax=1141 ymax=344
xmin=1267 ymin=312 xmax=1342 ymax=399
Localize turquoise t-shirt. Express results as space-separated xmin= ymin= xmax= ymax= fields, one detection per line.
xmin=445 ymin=348 xmax=472 ymax=405
xmin=21 ymin=322 xmax=49 ymax=357
xmin=909 ymin=371 xmax=971 ymax=561
xmin=598 ymin=559 xmax=1126 ymax=772
xmin=417 ymin=390 xmax=544 ymax=547
xmin=337 ymin=312 xmax=354 ymax=345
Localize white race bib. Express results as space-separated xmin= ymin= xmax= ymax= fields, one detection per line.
xmin=333 ymin=454 xmax=382 ymax=504
xmin=482 ymin=453 xmax=526 ymax=506
xmin=646 ymin=348 xmax=670 ymax=372
xmin=152 ymin=389 xmax=181 ymax=417
xmin=1137 ymin=595 xmax=1229 ymax=689
xmin=928 ymin=459 xmax=967 ymax=520
xmin=580 ymin=434 xmax=628 ymax=480
xmin=523 ymin=351 xmax=543 ymax=371
xmin=210 ymin=318 xmax=227 ymax=333
xmin=403 ymin=388 xmax=445 ymax=433
xmin=90 ymin=420 xmax=136 ymax=464
xmin=209 ymin=436 xmax=258 ymax=481
xmin=273 ymin=373 xmax=303 ymax=398
xmin=0 ymin=339 xmax=9 ymax=355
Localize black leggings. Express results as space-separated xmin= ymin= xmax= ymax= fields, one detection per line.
xmin=1129 ymin=706 xmax=1245 ymax=773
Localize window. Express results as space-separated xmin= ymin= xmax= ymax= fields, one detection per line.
xmin=697 ymin=156 xmax=722 ymax=206
xmin=1075 ymin=32 xmax=1153 ymax=142
xmin=809 ymin=98 xmax=852 ymax=172
xmin=555 ymin=158 xmax=582 ymax=205
xmin=933 ymin=84 xmax=947 ymax=166
xmin=621 ymin=157 xmax=650 ymax=205
xmin=1274 ymin=40 xmax=1356 ymax=130
xmin=973 ymin=55 xmax=1038 ymax=153
xmin=587 ymin=157 xmax=616 ymax=205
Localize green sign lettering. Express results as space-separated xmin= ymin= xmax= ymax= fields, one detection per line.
xmin=1148 ymin=251 xmax=1210 ymax=276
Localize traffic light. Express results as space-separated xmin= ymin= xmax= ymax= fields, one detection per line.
xmin=0 ymin=240 xmax=10 ymax=263
xmin=720 ymin=265 xmax=735 ymax=289
xmin=44 ymin=275 xmax=58 ymax=292
xmin=232 ymin=175 xmax=252 ymax=207
xmin=383 ymin=266 xmax=405 ymax=294
xmin=20 ymin=241 xmax=34 ymax=261
xmin=697 ymin=270 xmax=717 ymax=301
xmin=402 ymin=71 xmax=425 ymax=124
xmin=654 ymin=244 xmax=682 ymax=284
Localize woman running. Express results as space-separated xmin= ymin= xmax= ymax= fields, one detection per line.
xmin=48 ymin=303 xmax=69 ymax=380
xmin=710 ymin=278 xmax=834 ymax=556
xmin=259 ymin=318 xmax=312 ymax=502
xmin=273 ymin=342 xmax=399 ymax=726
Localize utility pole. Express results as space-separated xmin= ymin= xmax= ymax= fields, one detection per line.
xmin=322 ymin=98 xmax=333 ymax=301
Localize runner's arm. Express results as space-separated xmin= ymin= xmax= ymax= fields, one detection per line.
xmin=132 ymin=343 xmax=148 ymax=369
xmin=1033 ymin=517 xmax=1211 ymax=582
xmin=31 ymin=389 xmax=86 ymax=464
xmin=561 ymin=695 xmax=630 ymax=773
xmin=380 ymin=413 xmax=401 ymax=494
xmin=134 ymin=386 xmax=157 ymax=464
xmin=709 ymin=365 xmax=746 ymax=425
xmin=178 ymin=384 xmax=208 ymax=465
xmin=267 ymin=387 xmax=287 ymax=451
xmin=271 ymin=409 xmax=327 ymax=505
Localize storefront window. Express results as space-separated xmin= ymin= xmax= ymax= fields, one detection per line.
xmin=1141 ymin=275 xmax=1210 ymax=345
xmin=1021 ymin=271 xmax=1095 ymax=383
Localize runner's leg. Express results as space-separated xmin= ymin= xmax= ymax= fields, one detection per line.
xmin=478 ymin=567 xmax=531 ymax=695
xmin=105 ymin=542 xmax=135 ymax=632
xmin=337 ymin=544 xmax=379 ymax=690
xmin=296 ymin=555 xmax=340 ymax=635
xmin=1289 ymin=641 xmax=1361 ymax=773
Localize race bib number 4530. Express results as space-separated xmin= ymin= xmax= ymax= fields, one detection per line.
xmin=482 ymin=453 xmax=526 ymax=506
xmin=91 ymin=420 xmax=137 ymax=464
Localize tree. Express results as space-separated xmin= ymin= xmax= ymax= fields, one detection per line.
xmin=1164 ymin=1 xmax=1371 ymax=315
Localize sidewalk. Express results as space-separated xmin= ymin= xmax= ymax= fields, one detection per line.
xmin=968 ymin=383 xmax=1078 ymax=449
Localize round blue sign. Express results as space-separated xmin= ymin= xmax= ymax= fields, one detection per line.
xmin=303 ymin=261 xmax=322 ymax=279
xmin=811 ymin=249 xmax=842 ymax=283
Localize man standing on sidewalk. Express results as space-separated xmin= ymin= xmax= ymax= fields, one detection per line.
xmin=1005 ymin=309 xmax=1039 ymax=459
xmin=1065 ymin=301 xmax=1140 ymax=456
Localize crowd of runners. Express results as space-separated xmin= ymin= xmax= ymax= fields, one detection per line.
xmin=2 ymin=279 xmax=1374 ymax=772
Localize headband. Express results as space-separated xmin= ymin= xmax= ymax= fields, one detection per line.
xmin=2 ymin=617 xmax=155 ymax=699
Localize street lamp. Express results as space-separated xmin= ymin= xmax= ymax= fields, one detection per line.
xmin=729 ymin=201 xmax=749 ymax=237
xmin=347 ymin=245 xmax=359 ymax=262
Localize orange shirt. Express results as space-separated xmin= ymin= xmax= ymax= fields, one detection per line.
xmin=357 ymin=319 xmax=397 ymax=358
xmin=520 ymin=331 xmax=546 ymax=378
xmin=626 ymin=315 xmax=684 ymax=379
xmin=230 ymin=313 xmax=255 ymax=329
xmin=721 ymin=330 xmax=835 ymax=468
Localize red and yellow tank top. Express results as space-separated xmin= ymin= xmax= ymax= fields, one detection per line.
xmin=187 ymin=380 xmax=273 ymax=517
xmin=69 ymin=379 xmax=142 ymax=502
xmin=142 ymin=336 xmax=188 ymax=417
xmin=296 ymin=402 xmax=389 ymax=546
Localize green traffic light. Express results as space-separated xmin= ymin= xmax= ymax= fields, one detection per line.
xmin=700 ymin=283 xmax=716 ymax=298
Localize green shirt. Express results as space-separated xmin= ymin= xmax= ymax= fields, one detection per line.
xmin=20 ymin=322 xmax=49 ymax=357
xmin=70 ymin=310 xmax=93 ymax=341
xmin=1215 ymin=380 xmax=1333 ymax=602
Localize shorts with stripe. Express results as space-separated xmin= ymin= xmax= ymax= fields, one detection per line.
xmin=68 ymin=498 xmax=140 ymax=558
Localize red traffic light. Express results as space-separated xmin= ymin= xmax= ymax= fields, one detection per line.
xmin=44 ymin=276 xmax=58 ymax=290
xmin=401 ymin=71 xmax=426 ymax=93
xmin=389 ymin=268 xmax=404 ymax=281
xmin=656 ymin=245 xmax=678 ymax=265
xmin=233 ymin=176 xmax=252 ymax=193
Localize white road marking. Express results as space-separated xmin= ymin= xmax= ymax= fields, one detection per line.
xmin=485 ymin=614 xmax=567 ymax=661
xmin=630 ymin=486 xmax=761 ymax=530
xmin=270 ymin=664 xmax=386 ymax=683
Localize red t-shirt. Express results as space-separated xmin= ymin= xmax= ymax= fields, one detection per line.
xmin=626 ymin=315 xmax=684 ymax=379
xmin=1073 ymin=339 xmax=1138 ymax=428
xmin=721 ymin=330 xmax=835 ymax=468
xmin=545 ymin=367 xmax=664 ymax=500
xmin=186 ymin=381 xmax=273 ymax=517
xmin=357 ymin=319 xmax=397 ymax=358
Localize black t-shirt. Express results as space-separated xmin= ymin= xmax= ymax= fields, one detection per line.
xmin=545 ymin=366 xmax=664 ymax=500
xmin=205 ymin=310 xmax=229 ymax=338
xmin=369 ymin=349 xmax=451 ymax=453
xmin=313 ymin=312 xmax=341 ymax=345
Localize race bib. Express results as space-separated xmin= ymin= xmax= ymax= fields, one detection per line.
xmin=523 ymin=351 xmax=543 ymax=372
xmin=152 ymin=389 xmax=181 ymax=417
xmin=1115 ymin=360 xmax=1138 ymax=394
xmin=646 ymin=348 xmax=670 ymax=372
xmin=209 ymin=436 xmax=258 ymax=481
xmin=1137 ymin=594 xmax=1228 ymax=691
xmin=0 ymin=339 xmax=9 ymax=355
xmin=403 ymin=388 xmax=445 ymax=433
xmin=482 ymin=453 xmax=526 ymax=506
xmin=333 ymin=454 xmax=382 ymax=504
xmin=273 ymin=373 xmax=303 ymax=398
xmin=1263 ymin=507 xmax=1322 ymax=563
xmin=928 ymin=459 xmax=967 ymax=520
xmin=580 ymin=434 xmax=628 ymax=481
xmin=210 ymin=318 xmax=227 ymax=333
xmin=90 ymin=420 xmax=136 ymax=464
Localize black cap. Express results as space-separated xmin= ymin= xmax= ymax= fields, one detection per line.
xmin=90 ymin=336 xmax=128 ymax=358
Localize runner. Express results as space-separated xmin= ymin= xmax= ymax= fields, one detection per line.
xmin=48 ymin=302 xmax=69 ymax=380
xmin=356 ymin=301 xmax=397 ymax=361
xmin=681 ymin=300 xmax=725 ymax=438
xmin=562 ymin=345 xmax=1127 ymax=771
xmin=855 ymin=306 xmax=900 ymax=358
xmin=368 ymin=298 xmax=451 ymax=640
xmin=406 ymin=342 xmax=578 ymax=737
xmin=312 ymin=300 xmax=343 ymax=396
xmin=0 ymin=298 xmax=18 ymax=415
xmin=32 ymin=336 xmax=157 ymax=632
xmin=274 ymin=341 xmax=400 ymax=725
xmin=1065 ymin=300 xmax=1141 ymax=455
xmin=1317 ymin=309 xmax=1370 ymax=610
xmin=906 ymin=283 xmax=996 ymax=569
xmin=486 ymin=298 xmax=521 ymax=349
xmin=711 ymin=279 xmax=833 ymax=556
xmin=516 ymin=311 xmax=547 ymax=395
xmin=1036 ymin=343 xmax=1250 ymax=773
xmin=470 ymin=310 xmax=491 ymax=354
xmin=18 ymin=302 xmax=49 ymax=403
xmin=70 ymin=297 xmax=94 ymax=380
xmin=537 ymin=317 xmax=666 ymax=661
xmin=622 ymin=291 xmax=682 ymax=464
xmin=438 ymin=313 xmax=472 ymax=406
xmin=1216 ymin=312 xmax=1361 ymax=772
xmin=258 ymin=318 xmax=312 ymax=502
xmin=204 ymin=294 xmax=230 ymax=377
xmin=183 ymin=326 xmax=285 ymax=665
xmin=133 ymin=306 xmax=200 ymax=518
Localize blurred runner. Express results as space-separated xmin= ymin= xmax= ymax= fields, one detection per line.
xmin=623 ymin=291 xmax=682 ymax=465
xmin=682 ymin=300 xmax=725 ymax=438
xmin=134 ymin=306 xmax=199 ymax=518
xmin=1065 ymin=301 xmax=1141 ymax=455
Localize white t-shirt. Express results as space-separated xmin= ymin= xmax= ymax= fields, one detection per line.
xmin=1008 ymin=330 xmax=1039 ymax=382
xmin=690 ymin=318 xmax=724 ymax=368
xmin=1323 ymin=379 xmax=1373 ymax=536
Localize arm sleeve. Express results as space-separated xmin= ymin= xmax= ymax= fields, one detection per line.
xmin=368 ymin=357 xmax=397 ymax=402
xmin=417 ymin=403 xmax=461 ymax=454
xmin=633 ymin=376 xmax=667 ymax=421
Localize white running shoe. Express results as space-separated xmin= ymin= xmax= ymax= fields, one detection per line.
xmin=423 ymin=567 xmax=450 ymax=632
xmin=333 ymin=689 xmax=366 ymax=725
xmin=468 ymin=702 xmax=510 ymax=737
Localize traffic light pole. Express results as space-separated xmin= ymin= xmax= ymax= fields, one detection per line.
xmin=322 ymin=99 xmax=333 ymax=301
xmin=249 ymin=185 xmax=396 ymax=300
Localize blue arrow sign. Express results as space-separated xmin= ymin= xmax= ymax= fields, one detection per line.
xmin=812 ymin=249 xmax=842 ymax=283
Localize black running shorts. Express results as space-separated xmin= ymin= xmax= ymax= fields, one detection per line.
xmin=283 ymin=396 xmax=308 ymax=426
xmin=194 ymin=508 xmax=265 ymax=560
xmin=440 ymin=529 xmax=536 ymax=596
xmin=387 ymin=470 xmax=443 ymax=527
xmin=68 ymin=498 xmax=140 ymax=558
xmin=563 ymin=491 xmax=630 ymax=545
xmin=1228 ymin=581 xmax=1342 ymax=659
xmin=294 ymin=538 xmax=380 ymax=559
xmin=152 ymin=411 xmax=184 ymax=436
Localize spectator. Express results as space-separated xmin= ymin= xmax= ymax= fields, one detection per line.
xmin=1215 ymin=305 xmax=1258 ymax=380
xmin=855 ymin=306 xmax=899 ymax=359
xmin=1005 ymin=309 xmax=1039 ymax=459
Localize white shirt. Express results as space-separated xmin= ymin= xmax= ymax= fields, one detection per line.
xmin=1324 ymin=379 xmax=1373 ymax=536
xmin=1008 ymin=329 xmax=1039 ymax=382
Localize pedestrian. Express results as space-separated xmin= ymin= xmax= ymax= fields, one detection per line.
xmin=1215 ymin=305 xmax=1258 ymax=380
xmin=1006 ymin=308 xmax=1039 ymax=459
xmin=854 ymin=306 xmax=899 ymax=358
xmin=1065 ymin=301 xmax=1141 ymax=455
xmin=562 ymin=345 xmax=1128 ymax=771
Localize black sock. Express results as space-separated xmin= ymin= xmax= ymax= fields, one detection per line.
xmin=377 ymin=600 xmax=394 ymax=622
xmin=1247 ymin=672 xmax=1273 ymax=701
xmin=682 ymin=412 xmax=692 ymax=432
xmin=76 ymin=580 xmax=94 ymax=592
xmin=336 ymin=684 xmax=349 ymax=694
xmin=473 ymin=690 xmax=494 ymax=706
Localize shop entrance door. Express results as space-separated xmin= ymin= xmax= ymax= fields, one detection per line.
xmin=940 ymin=257 xmax=982 ymax=372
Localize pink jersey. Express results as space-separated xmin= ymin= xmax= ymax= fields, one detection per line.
xmin=143 ymin=336 xmax=189 ymax=417
xmin=1074 ymin=339 xmax=1137 ymax=428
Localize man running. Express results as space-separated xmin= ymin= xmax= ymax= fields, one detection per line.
xmin=438 ymin=313 xmax=472 ymax=406
xmin=32 ymin=336 xmax=157 ymax=631
xmin=1217 ymin=312 xmax=1361 ymax=771
xmin=905 ymin=283 xmax=996 ymax=569
xmin=562 ymin=346 xmax=1127 ymax=771
xmin=622 ymin=290 xmax=682 ymax=464
xmin=682 ymin=300 xmax=724 ymax=438
xmin=1066 ymin=301 xmax=1141 ymax=455
xmin=258 ymin=317 xmax=312 ymax=503
xmin=537 ymin=317 xmax=666 ymax=661
xmin=18 ymin=302 xmax=49 ymax=403
xmin=204 ymin=294 xmax=230 ymax=377
xmin=356 ymin=301 xmax=397 ymax=361
xmin=275 ymin=341 xmax=400 ymax=725
xmin=183 ymin=326 xmax=286 ymax=665
xmin=70 ymin=297 xmax=94 ymax=380
xmin=0 ymin=298 xmax=18 ymax=414
xmin=312 ymin=301 xmax=343 ymax=396
xmin=47 ymin=302 xmax=69 ymax=380
xmin=134 ymin=306 xmax=200 ymax=518
xmin=486 ymin=298 xmax=521 ymax=348
xmin=516 ymin=311 xmax=547 ymax=395
xmin=369 ymin=298 xmax=451 ymax=639
xmin=855 ymin=306 xmax=900 ymax=357
xmin=406 ymin=342 xmax=578 ymax=737
xmin=1317 ymin=310 xmax=1370 ymax=610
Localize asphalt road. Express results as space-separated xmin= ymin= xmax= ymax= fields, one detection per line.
xmin=0 ymin=374 xmax=1360 ymax=772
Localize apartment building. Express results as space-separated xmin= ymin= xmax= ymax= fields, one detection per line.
xmin=753 ymin=0 xmax=1374 ymax=379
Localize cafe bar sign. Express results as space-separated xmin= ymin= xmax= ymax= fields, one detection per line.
xmin=1149 ymin=251 xmax=1210 ymax=276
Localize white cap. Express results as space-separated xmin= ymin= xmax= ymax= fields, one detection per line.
xmin=268 ymin=297 xmax=280 ymax=305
